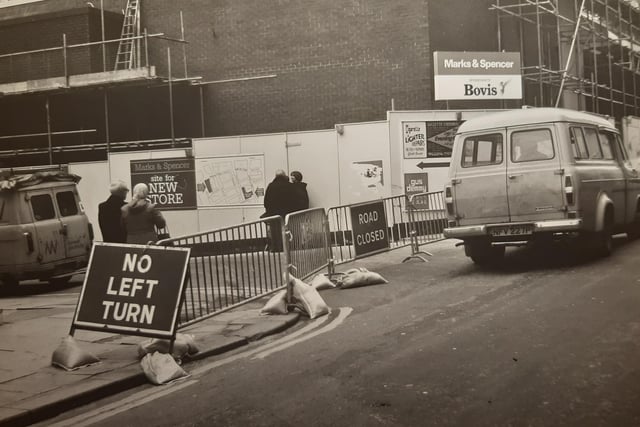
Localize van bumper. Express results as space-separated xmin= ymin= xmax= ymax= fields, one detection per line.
xmin=443 ymin=219 xmax=583 ymax=239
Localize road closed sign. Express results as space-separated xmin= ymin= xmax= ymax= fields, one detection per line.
xmin=72 ymin=243 xmax=190 ymax=339
xmin=350 ymin=201 xmax=390 ymax=257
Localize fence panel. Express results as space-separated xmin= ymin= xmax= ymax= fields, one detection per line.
xmin=328 ymin=192 xmax=448 ymax=265
xmin=285 ymin=208 xmax=331 ymax=281
xmin=158 ymin=216 xmax=288 ymax=328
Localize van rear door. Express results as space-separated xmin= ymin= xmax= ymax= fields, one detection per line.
xmin=506 ymin=126 xmax=565 ymax=222
xmin=53 ymin=187 xmax=90 ymax=258
xmin=26 ymin=189 xmax=66 ymax=264
xmin=452 ymin=131 xmax=509 ymax=225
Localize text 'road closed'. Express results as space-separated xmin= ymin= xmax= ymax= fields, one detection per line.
xmin=350 ymin=201 xmax=390 ymax=257
xmin=73 ymin=243 xmax=190 ymax=339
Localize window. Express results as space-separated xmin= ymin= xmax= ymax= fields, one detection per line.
xmin=56 ymin=191 xmax=78 ymax=217
xmin=461 ymin=134 xmax=503 ymax=167
xmin=511 ymin=129 xmax=554 ymax=162
xmin=31 ymin=194 xmax=56 ymax=221
xmin=570 ymin=127 xmax=588 ymax=159
xmin=583 ymin=127 xmax=603 ymax=159
xmin=597 ymin=131 xmax=615 ymax=160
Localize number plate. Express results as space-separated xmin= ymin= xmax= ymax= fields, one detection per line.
xmin=488 ymin=224 xmax=534 ymax=237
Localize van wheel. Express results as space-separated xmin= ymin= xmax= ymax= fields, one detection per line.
xmin=465 ymin=241 xmax=505 ymax=265
xmin=626 ymin=221 xmax=640 ymax=240
xmin=49 ymin=276 xmax=71 ymax=286
xmin=593 ymin=222 xmax=614 ymax=257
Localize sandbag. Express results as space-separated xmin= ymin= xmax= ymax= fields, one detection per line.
xmin=310 ymin=273 xmax=336 ymax=291
xmin=289 ymin=275 xmax=330 ymax=319
xmin=51 ymin=335 xmax=100 ymax=371
xmin=140 ymin=351 xmax=189 ymax=385
xmin=260 ymin=289 xmax=288 ymax=315
xmin=338 ymin=267 xmax=388 ymax=289
xmin=137 ymin=333 xmax=199 ymax=360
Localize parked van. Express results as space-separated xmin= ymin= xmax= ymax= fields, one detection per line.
xmin=443 ymin=107 xmax=640 ymax=264
xmin=0 ymin=170 xmax=93 ymax=288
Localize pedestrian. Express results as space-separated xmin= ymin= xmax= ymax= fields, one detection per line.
xmin=121 ymin=183 xmax=166 ymax=245
xmin=289 ymin=170 xmax=309 ymax=211
xmin=98 ymin=181 xmax=129 ymax=243
xmin=262 ymin=169 xmax=296 ymax=251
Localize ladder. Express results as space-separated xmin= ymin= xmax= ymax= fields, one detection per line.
xmin=114 ymin=0 xmax=140 ymax=70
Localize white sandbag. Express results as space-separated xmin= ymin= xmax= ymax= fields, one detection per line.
xmin=289 ymin=275 xmax=330 ymax=319
xmin=310 ymin=273 xmax=336 ymax=291
xmin=339 ymin=267 xmax=388 ymax=289
xmin=51 ymin=335 xmax=100 ymax=371
xmin=137 ymin=333 xmax=199 ymax=360
xmin=140 ymin=351 xmax=189 ymax=385
xmin=260 ymin=289 xmax=288 ymax=315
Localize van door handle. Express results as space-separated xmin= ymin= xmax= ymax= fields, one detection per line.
xmin=508 ymin=174 xmax=522 ymax=180
xmin=61 ymin=223 xmax=68 ymax=236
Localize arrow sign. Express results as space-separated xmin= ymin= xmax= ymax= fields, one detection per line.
xmin=417 ymin=162 xmax=429 ymax=169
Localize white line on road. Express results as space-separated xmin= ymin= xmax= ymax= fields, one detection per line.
xmin=251 ymin=306 xmax=353 ymax=359
xmin=45 ymin=307 xmax=353 ymax=427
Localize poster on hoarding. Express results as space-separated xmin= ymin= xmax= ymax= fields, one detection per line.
xmin=426 ymin=121 xmax=462 ymax=158
xmin=403 ymin=122 xmax=427 ymax=159
xmin=195 ymin=154 xmax=266 ymax=207
xmin=130 ymin=158 xmax=197 ymax=210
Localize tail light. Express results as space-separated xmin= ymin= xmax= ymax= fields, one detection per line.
xmin=88 ymin=223 xmax=94 ymax=241
xmin=445 ymin=185 xmax=455 ymax=216
xmin=23 ymin=232 xmax=34 ymax=253
xmin=564 ymin=175 xmax=574 ymax=205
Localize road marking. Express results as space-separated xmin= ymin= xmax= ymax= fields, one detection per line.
xmin=46 ymin=307 xmax=352 ymax=427
xmin=251 ymin=306 xmax=353 ymax=359
xmin=46 ymin=379 xmax=199 ymax=427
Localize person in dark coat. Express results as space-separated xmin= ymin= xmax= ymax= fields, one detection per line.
xmin=290 ymin=170 xmax=309 ymax=212
xmin=263 ymin=169 xmax=296 ymax=251
xmin=263 ymin=169 xmax=296 ymax=218
xmin=121 ymin=183 xmax=166 ymax=245
xmin=98 ymin=181 xmax=129 ymax=243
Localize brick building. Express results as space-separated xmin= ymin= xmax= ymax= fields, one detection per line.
xmin=1 ymin=0 xmax=639 ymax=166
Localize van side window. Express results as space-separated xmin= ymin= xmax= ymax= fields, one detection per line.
xmin=31 ymin=194 xmax=56 ymax=221
xmin=583 ymin=127 xmax=603 ymax=159
xmin=461 ymin=134 xmax=503 ymax=167
xmin=56 ymin=191 xmax=79 ymax=217
xmin=511 ymin=129 xmax=554 ymax=162
xmin=570 ymin=127 xmax=588 ymax=159
xmin=597 ymin=130 xmax=615 ymax=160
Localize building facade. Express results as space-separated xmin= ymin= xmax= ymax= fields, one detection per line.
xmin=0 ymin=0 xmax=639 ymax=167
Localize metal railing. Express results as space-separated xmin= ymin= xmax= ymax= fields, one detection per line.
xmin=402 ymin=191 xmax=448 ymax=262
xmin=285 ymin=208 xmax=332 ymax=281
xmin=327 ymin=192 xmax=448 ymax=265
xmin=155 ymin=192 xmax=446 ymax=327
xmin=158 ymin=216 xmax=288 ymax=328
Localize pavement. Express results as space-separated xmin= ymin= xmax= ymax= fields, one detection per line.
xmin=0 ymin=240 xmax=452 ymax=427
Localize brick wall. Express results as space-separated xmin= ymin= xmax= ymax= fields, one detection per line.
xmin=143 ymin=0 xmax=435 ymax=136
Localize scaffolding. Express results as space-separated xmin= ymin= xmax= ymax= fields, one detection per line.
xmin=493 ymin=0 xmax=640 ymax=121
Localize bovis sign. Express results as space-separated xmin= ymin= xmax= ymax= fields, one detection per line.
xmin=433 ymin=51 xmax=522 ymax=100
xmin=72 ymin=243 xmax=191 ymax=339
xmin=350 ymin=201 xmax=390 ymax=257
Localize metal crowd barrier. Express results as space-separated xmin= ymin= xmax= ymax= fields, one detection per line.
xmin=327 ymin=191 xmax=448 ymax=265
xmin=402 ymin=191 xmax=448 ymax=262
xmin=285 ymin=208 xmax=332 ymax=282
xmin=155 ymin=193 xmax=446 ymax=326
xmin=158 ymin=216 xmax=288 ymax=328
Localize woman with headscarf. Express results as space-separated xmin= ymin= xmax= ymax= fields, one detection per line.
xmin=290 ymin=170 xmax=309 ymax=212
xmin=121 ymin=183 xmax=166 ymax=245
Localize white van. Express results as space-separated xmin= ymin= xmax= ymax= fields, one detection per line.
xmin=443 ymin=107 xmax=640 ymax=264
xmin=0 ymin=170 xmax=93 ymax=288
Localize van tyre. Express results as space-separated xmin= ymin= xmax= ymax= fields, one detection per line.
xmin=49 ymin=276 xmax=72 ymax=286
xmin=1 ymin=276 xmax=19 ymax=290
xmin=590 ymin=218 xmax=614 ymax=257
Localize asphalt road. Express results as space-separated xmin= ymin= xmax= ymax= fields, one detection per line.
xmin=38 ymin=238 xmax=640 ymax=427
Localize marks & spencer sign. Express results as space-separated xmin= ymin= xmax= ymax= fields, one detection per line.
xmin=433 ymin=51 xmax=522 ymax=100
